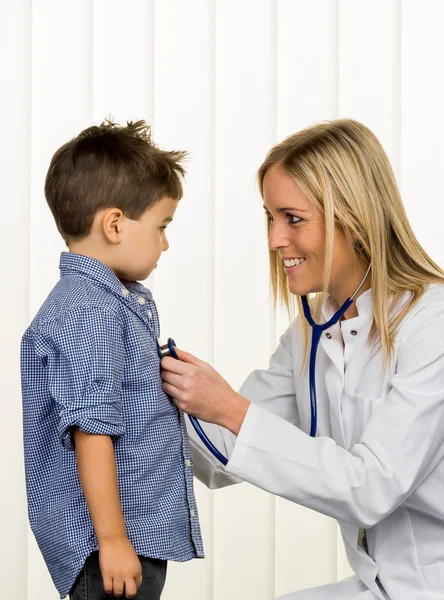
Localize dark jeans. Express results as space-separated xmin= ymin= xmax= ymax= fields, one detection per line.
xmin=69 ymin=551 xmax=167 ymax=600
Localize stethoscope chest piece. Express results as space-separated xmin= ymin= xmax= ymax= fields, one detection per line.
xmin=157 ymin=338 xmax=178 ymax=360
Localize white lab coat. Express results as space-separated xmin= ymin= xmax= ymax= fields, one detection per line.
xmin=189 ymin=284 xmax=444 ymax=600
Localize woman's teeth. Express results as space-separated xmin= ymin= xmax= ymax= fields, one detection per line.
xmin=283 ymin=258 xmax=306 ymax=267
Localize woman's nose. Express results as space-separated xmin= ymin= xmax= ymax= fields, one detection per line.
xmin=268 ymin=223 xmax=289 ymax=250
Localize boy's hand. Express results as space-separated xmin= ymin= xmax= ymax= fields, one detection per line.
xmin=99 ymin=537 xmax=143 ymax=598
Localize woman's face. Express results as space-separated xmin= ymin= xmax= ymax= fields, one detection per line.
xmin=262 ymin=164 xmax=358 ymax=300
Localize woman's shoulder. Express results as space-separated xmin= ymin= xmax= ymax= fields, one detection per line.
xmin=410 ymin=283 xmax=444 ymax=312
xmin=397 ymin=283 xmax=444 ymax=340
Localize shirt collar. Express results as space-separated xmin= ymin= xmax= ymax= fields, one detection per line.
xmin=59 ymin=252 xmax=153 ymax=301
xmin=322 ymin=288 xmax=373 ymax=323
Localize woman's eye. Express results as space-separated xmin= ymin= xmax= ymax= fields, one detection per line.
xmin=264 ymin=210 xmax=301 ymax=225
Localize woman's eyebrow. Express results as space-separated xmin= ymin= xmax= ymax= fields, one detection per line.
xmin=277 ymin=207 xmax=309 ymax=213
xmin=263 ymin=204 xmax=309 ymax=213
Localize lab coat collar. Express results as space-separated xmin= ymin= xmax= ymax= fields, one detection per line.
xmin=322 ymin=288 xmax=373 ymax=323
xmin=317 ymin=288 xmax=373 ymax=381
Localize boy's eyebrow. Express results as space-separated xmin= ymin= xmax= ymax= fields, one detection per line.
xmin=162 ymin=216 xmax=173 ymax=224
xmin=263 ymin=204 xmax=309 ymax=213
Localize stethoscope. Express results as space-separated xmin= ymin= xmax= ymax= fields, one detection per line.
xmin=156 ymin=338 xmax=228 ymax=466
xmin=157 ymin=263 xmax=371 ymax=463
xmin=301 ymin=263 xmax=371 ymax=437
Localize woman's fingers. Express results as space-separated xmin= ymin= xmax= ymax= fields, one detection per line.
xmin=174 ymin=347 xmax=206 ymax=367
xmin=161 ymin=355 xmax=189 ymax=374
xmin=160 ymin=370 xmax=183 ymax=389
xmin=160 ymin=348 xmax=238 ymax=424
xmin=162 ymin=381 xmax=181 ymax=400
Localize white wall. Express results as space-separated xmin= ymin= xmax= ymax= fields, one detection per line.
xmin=2 ymin=1 xmax=444 ymax=599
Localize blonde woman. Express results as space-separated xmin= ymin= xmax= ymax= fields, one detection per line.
xmin=161 ymin=120 xmax=444 ymax=600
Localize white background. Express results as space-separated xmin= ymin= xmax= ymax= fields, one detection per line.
xmin=2 ymin=1 xmax=444 ymax=599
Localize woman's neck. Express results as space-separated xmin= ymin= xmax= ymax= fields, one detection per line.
xmin=331 ymin=265 xmax=372 ymax=320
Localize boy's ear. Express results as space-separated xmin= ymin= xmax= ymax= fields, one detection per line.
xmin=102 ymin=208 xmax=124 ymax=243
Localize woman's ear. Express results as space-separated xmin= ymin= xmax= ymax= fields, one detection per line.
xmin=101 ymin=208 xmax=124 ymax=244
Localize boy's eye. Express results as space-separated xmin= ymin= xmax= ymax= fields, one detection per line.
xmin=159 ymin=226 xmax=167 ymax=232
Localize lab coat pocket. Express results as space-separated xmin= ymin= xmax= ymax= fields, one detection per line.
xmin=355 ymin=393 xmax=386 ymax=439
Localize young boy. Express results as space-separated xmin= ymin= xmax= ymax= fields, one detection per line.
xmin=20 ymin=121 xmax=204 ymax=600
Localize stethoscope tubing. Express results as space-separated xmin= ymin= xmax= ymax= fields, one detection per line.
xmin=302 ymin=263 xmax=371 ymax=437
xmin=301 ymin=296 xmax=353 ymax=437
xmin=157 ymin=338 xmax=228 ymax=466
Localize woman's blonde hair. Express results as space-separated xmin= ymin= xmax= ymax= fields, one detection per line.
xmin=258 ymin=119 xmax=444 ymax=368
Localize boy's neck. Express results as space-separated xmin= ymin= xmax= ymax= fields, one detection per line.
xmin=69 ymin=239 xmax=118 ymax=277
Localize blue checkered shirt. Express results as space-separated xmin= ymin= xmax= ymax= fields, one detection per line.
xmin=21 ymin=252 xmax=204 ymax=598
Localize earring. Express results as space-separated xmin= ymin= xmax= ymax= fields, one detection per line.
xmin=353 ymin=239 xmax=364 ymax=252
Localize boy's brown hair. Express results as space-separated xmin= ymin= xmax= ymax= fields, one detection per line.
xmin=45 ymin=120 xmax=186 ymax=244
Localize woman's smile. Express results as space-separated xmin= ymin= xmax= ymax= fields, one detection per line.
xmin=282 ymin=256 xmax=306 ymax=274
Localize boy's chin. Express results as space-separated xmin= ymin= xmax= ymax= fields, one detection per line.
xmin=141 ymin=264 xmax=157 ymax=280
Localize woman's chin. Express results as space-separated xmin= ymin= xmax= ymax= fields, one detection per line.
xmin=288 ymin=282 xmax=322 ymax=298
xmin=288 ymin=281 xmax=309 ymax=297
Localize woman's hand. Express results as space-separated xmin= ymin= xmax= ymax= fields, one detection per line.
xmin=160 ymin=348 xmax=250 ymax=435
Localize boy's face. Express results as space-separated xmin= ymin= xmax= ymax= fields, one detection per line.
xmin=117 ymin=196 xmax=178 ymax=281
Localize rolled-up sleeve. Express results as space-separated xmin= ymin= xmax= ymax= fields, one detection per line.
xmin=42 ymin=306 xmax=126 ymax=450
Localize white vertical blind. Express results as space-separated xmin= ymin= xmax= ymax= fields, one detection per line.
xmin=93 ymin=0 xmax=155 ymax=125
xmin=1 ymin=1 xmax=443 ymax=598
xmin=401 ymin=0 xmax=444 ymax=268
xmin=1 ymin=2 xmax=31 ymax=600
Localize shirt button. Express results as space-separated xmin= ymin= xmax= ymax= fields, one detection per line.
xmin=185 ymin=459 xmax=191 ymax=467
xmin=121 ymin=288 xmax=129 ymax=297
xmin=326 ymin=333 xmax=332 ymax=339
xmin=138 ymin=297 xmax=146 ymax=305
xmin=351 ymin=330 xmax=357 ymax=336
xmin=190 ymin=509 xmax=195 ymax=517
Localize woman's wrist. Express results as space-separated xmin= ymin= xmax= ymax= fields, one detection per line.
xmin=220 ymin=392 xmax=250 ymax=435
